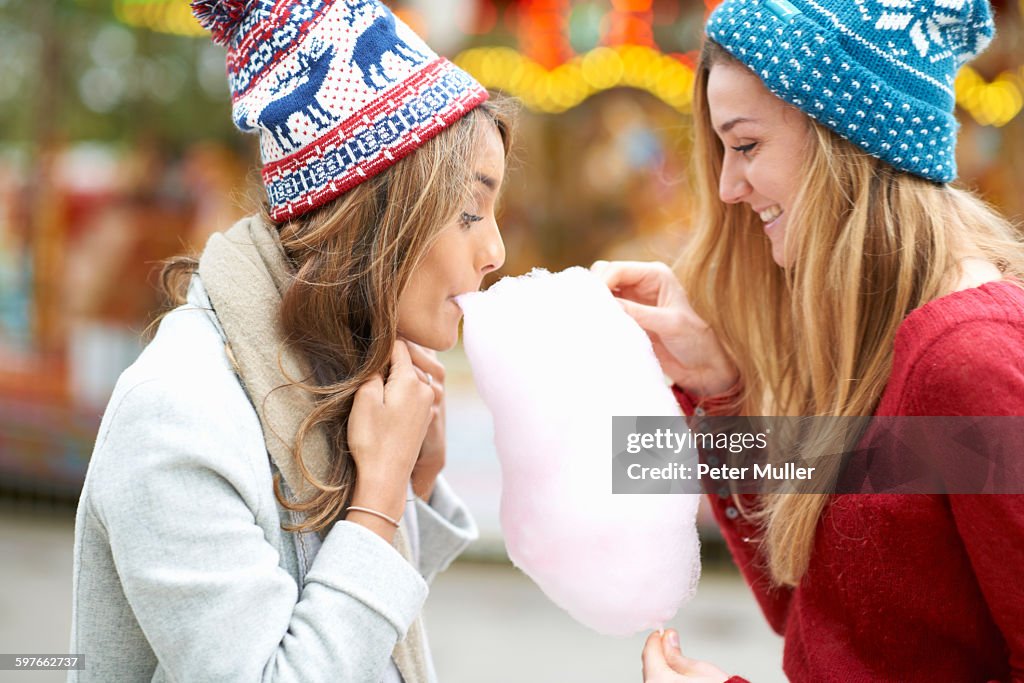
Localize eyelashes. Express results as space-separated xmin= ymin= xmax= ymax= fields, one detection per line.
xmin=730 ymin=142 xmax=757 ymax=154
xmin=461 ymin=211 xmax=484 ymax=227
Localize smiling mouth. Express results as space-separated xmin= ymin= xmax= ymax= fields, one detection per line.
xmin=758 ymin=207 xmax=784 ymax=233
xmin=758 ymin=206 xmax=783 ymax=223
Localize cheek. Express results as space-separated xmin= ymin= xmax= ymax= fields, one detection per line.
xmin=418 ymin=266 xmax=460 ymax=319
xmin=755 ymin=158 xmax=801 ymax=206
xmin=414 ymin=259 xmax=452 ymax=303
xmin=780 ymin=132 xmax=813 ymax=202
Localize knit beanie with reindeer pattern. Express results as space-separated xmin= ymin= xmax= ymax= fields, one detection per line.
xmin=191 ymin=0 xmax=488 ymax=222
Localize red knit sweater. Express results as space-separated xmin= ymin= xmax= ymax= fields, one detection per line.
xmin=674 ymin=280 xmax=1024 ymax=683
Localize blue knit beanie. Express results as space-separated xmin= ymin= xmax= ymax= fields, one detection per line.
xmin=705 ymin=0 xmax=995 ymax=183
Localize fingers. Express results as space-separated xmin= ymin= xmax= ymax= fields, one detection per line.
xmin=390 ymin=338 xmax=413 ymax=370
xmin=389 ymin=340 xmax=430 ymax=385
xmin=384 ymin=340 xmax=434 ymax=408
xmin=354 ymin=372 xmax=384 ymax=404
xmin=646 ymin=630 xmax=732 ymax=681
xmin=591 ymin=259 xmax=636 ymax=292
xmin=590 ymin=259 xmax=673 ymax=298
xmin=428 ymin=376 xmax=443 ymax=406
xmin=406 ymin=366 xmax=443 ymax=404
xmin=660 ymin=629 xmax=699 ymax=674
xmin=616 ymin=297 xmax=668 ymax=336
xmin=641 ymin=630 xmax=672 ymax=679
xmin=403 ymin=339 xmax=445 ymax=381
xmin=399 ymin=338 xmax=445 ymax=404
xmin=409 ymin=364 xmax=429 ymax=384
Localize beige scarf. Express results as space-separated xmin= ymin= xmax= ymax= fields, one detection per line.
xmin=198 ymin=215 xmax=429 ymax=683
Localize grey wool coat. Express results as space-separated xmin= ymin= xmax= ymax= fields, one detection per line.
xmin=68 ymin=279 xmax=478 ymax=682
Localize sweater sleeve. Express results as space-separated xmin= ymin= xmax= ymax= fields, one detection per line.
xmin=414 ymin=474 xmax=479 ymax=584
xmin=672 ymin=384 xmax=700 ymax=417
xmin=900 ymin=322 xmax=1024 ymax=681
xmin=84 ymin=376 xmax=428 ymax=683
xmin=671 ymin=385 xmax=793 ymax=636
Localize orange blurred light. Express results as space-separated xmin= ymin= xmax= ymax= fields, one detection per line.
xmin=519 ymin=0 xmax=573 ymax=70
xmin=394 ymin=9 xmax=428 ymax=40
xmin=611 ymin=0 xmax=654 ymax=10
xmin=604 ymin=13 xmax=655 ymax=47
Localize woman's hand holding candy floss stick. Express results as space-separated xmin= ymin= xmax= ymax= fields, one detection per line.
xmin=642 ymin=630 xmax=731 ymax=683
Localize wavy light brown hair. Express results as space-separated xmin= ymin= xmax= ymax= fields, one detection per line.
xmin=161 ymin=97 xmax=515 ymax=536
xmin=684 ymin=40 xmax=1024 ymax=586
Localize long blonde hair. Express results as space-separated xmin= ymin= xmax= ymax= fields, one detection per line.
xmin=161 ymin=97 xmax=515 ymax=536
xmin=684 ymin=40 xmax=1024 ymax=586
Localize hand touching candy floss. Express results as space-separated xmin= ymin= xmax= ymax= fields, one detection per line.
xmin=457 ymin=267 xmax=701 ymax=637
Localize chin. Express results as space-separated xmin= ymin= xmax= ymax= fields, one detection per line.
xmin=769 ymin=236 xmax=789 ymax=268
xmin=437 ymin=320 xmax=462 ymax=351
xmin=424 ymin=331 xmax=458 ymax=352
xmin=403 ymin=326 xmax=458 ymax=352
xmin=399 ymin=302 xmax=462 ymax=351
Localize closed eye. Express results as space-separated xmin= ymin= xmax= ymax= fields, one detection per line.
xmin=731 ymin=142 xmax=757 ymax=154
xmin=461 ymin=211 xmax=484 ymax=228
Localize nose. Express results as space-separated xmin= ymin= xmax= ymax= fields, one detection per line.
xmin=718 ymin=154 xmax=751 ymax=205
xmin=479 ymin=220 xmax=505 ymax=276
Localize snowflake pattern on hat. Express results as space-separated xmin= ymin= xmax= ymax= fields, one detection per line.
xmin=858 ymin=0 xmax=992 ymax=65
xmin=192 ymin=0 xmax=489 ymax=221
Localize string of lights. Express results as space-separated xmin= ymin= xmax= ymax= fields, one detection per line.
xmin=110 ymin=0 xmax=1024 ymax=126
xmin=454 ymin=44 xmax=693 ymax=113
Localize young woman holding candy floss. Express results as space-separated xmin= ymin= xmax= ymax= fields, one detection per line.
xmin=595 ymin=0 xmax=1024 ymax=680
xmin=69 ymin=1 xmax=512 ymax=681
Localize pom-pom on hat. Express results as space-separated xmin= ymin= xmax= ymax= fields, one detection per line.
xmin=191 ymin=0 xmax=489 ymax=221
xmin=191 ymin=0 xmax=248 ymax=45
xmin=705 ymin=0 xmax=996 ymax=183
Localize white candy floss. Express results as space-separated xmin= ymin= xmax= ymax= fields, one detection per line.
xmin=457 ymin=267 xmax=701 ymax=637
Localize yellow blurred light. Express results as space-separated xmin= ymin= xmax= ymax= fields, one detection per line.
xmin=455 ymin=45 xmax=697 ymax=114
xmin=456 ymin=47 xmax=1019 ymax=123
xmin=955 ymin=66 xmax=1024 ymax=128
xmin=114 ymin=0 xmax=207 ymax=38
xmin=582 ymin=47 xmax=624 ymax=89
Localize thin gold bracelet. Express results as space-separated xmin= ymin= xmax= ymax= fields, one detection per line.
xmin=346 ymin=505 xmax=400 ymax=528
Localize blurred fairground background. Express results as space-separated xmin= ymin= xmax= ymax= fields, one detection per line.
xmin=1 ymin=1 xmax=1023 ymax=680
